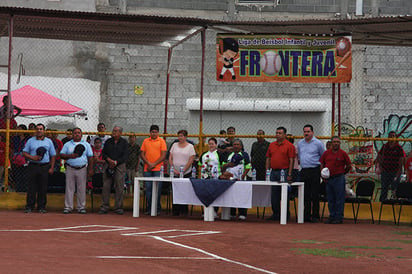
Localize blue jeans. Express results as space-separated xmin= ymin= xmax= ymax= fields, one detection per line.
xmin=144 ymin=171 xmax=162 ymax=213
xmin=270 ymin=169 xmax=290 ymax=219
xmin=326 ymin=174 xmax=345 ymax=221
xmin=380 ymin=172 xmax=400 ymax=201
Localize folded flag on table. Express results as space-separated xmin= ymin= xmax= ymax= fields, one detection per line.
xmin=190 ymin=178 xmax=236 ymax=207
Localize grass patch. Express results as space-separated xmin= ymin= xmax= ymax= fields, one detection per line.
xmin=388 ymin=239 xmax=412 ymax=244
xmin=342 ymin=246 xmax=402 ymax=250
xmin=292 ymin=248 xmax=358 ymax=258
xmin=392 ymin=231 xmax=412 ymax=235
xmin=292 ymin=240 xmax=335 ymax=244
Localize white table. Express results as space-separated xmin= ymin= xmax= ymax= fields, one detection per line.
xmin=172 ymin=179 xmax=304 ymax=225
xmin=133 ymin=176 xmax=173 ymax=217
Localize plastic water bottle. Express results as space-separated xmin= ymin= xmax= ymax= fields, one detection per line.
xmin=280 ymin=169 xmax=285 ymax=182
xmin=212 ymin=166 xmax=218 ymax=179
xmin=191 ymin=166 xmax=197 ymax=178
xmin=238 ymin=167 xmax=243 ymax=180
xmin=252 ymin=168 xmax=257 ymax=181
xmin=160 ymin=165 xmax=164 ymax=178
xmin=179 ymin=165 xmax=184 ymax=178
xmin=170 ymin=166 xmax=174 ymax=178
xmin=265 ymin=169 xmax=270 ymax=182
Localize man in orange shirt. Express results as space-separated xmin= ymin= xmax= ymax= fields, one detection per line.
xmin=265 ymin=127 xmax=296 ymax=221
xmin=140 ymin=125 xmax=167 ymax=215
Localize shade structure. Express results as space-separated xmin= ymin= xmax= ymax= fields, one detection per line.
xmin=1 ymin=85 xmax=86 ymax=117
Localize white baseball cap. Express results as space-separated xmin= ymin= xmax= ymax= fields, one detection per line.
xmin=321 ymin=167 xmax=330 ymax=179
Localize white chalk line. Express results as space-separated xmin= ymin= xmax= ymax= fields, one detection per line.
xmin=152 ymin=236 xmax=277 ymax=274
xmin=1 ymin=225 xmax=276 ymax=273
xmin=0 ymin=225 xmax=137 ymax=233
xmin=122 ymin=229 xmax=220 ymax=238
xmin=97 ymin=256 xmax=215 ymax=260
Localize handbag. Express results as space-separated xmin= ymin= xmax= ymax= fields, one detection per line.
xmin=12 ymin=153 xmax=26 ymax=167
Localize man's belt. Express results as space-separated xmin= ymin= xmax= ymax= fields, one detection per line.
xmin=67 ymin=164 xmax=86 ymax=170
xmin=30 ymin=162 xmax=49 ymax=167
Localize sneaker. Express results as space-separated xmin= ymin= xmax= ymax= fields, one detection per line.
xmin=39 ymin=209 xmax=47 ymax=214
xmin=114 ymin=209 xmax=124 ymax=215
xmin=24 ymin=208 xmax=32 ymax=213
xmin=98 ymin=209 xmax=107 ymax=214
xmin=63 ymin=209 xmax=72 ymax=214
xmin=78 ymin=209 xmax=87 ymax=214
xmin=238 ymin=215 xmax=246 ymax=221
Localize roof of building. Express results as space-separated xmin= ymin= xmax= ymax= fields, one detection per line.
xmin=0 ymin=6 xmax=412 ymax=47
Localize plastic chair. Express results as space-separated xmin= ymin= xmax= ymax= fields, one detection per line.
xmin=378 ymin=183 xmax=412 ymax=226
xmin=344 ymin=179 xmax=375 ymax=224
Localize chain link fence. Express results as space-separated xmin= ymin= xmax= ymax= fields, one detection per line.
xmin=1 ymin=29 xmax=411 ymax=193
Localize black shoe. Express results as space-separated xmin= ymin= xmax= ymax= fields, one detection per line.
xmin=266 ymin=215 xmax=279 ymax=221
xmin=304 ymin=218 xmax=312 ymax=222
xmin=331 ymin=220 xmax=343 ymax=224
xmin=98 ymin=209 xmax=107 ymax=214
xmin=219 ymin=74 xmax=223 ymax=79
xmin=78 ymin=209 xmax=87 ymax=214
xmin=232 ymin=75 xmax=236 ymax=80
xmin=39 ymin=209 xmax=47 ymax=214
xmin=311 ymin=218 xmax=319 ymax=223
xmin=114 ymin=209 xmax=124 ymax=215
xmin=324 ymin=219 xmax=334 ymax=224
xmin=63 ymin=209 xmax=72 ymax=214
xmin=24 ymin=208 xmax=32 ymax=213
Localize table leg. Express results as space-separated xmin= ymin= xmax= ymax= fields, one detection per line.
xmin=151 ymin=181 xmax=158 ymax=216
xmin=133 ymin=178 xmax=140 ymax=217
xmin=298 ymin=184 xmax=304 ymax=223
xmin=221 ymin=207 xmax=230 ymax=220
xmin=204 ymin=206 xmax=215 ymax=221
xmin=280 ymin=183 xmax=288 ymax=225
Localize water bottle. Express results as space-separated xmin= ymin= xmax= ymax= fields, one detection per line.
xmin=160 ymin=165 xmax=164 ymax=178
xmin=238 ymin=167 xmax=243 ymax=180
xmin=212 ymin=166 xmax=218 ymax=179
xmin=179 ymin=165 xmax=184 ymax=179
xmin=252 ymin=168 xmax=257 ymax=181
xmin=280 ymin=169 xmax=285 ymax=182
xmin=170 ymin=166 xmax=174 ymax=178
xmin=265 ymin=169 xmax=270 ymax=182
xmin=191 ymin=166 xmax=197 ymax=178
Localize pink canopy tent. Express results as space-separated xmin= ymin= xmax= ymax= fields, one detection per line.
xmin=1 ymin=85 xmax=86 ymax=117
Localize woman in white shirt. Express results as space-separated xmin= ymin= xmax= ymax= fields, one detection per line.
xmin=169 ymin=129 xmax=196 ymax=215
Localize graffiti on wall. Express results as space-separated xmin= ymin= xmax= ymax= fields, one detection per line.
xmin=375 ymin=114 xmax=412 ymax=155
xmin=336 ymin=114 xmax=412 ymax=156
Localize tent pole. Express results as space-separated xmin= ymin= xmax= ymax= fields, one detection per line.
xmin=4 ymin=15 xmax=14 ymax=191
xmin=198 ymin=28 xmax=206 ymax=154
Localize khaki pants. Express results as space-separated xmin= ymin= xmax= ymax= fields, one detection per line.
xmin=100 ymin=163 xmax=126 ymax=211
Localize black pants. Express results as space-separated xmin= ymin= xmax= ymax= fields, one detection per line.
xmin=301 ymin=166 xmax=321 ymax=220
xmin=26 ymin=163 xmax=50 ymax=210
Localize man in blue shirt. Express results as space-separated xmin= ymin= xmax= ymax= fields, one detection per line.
xmin=297 ymin=124 xmax=325 ymax=223
xmin=60 ymin=127 xmax=93 ymax=214
xmin=23 ymin=123 xmax=56 ymax=213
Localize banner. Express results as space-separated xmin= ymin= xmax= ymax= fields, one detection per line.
xmin=216 ymin=34 xmax=352 ymax=83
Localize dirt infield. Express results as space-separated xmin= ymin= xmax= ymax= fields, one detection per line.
xmin=0 ymin=210 xmax=411 ymax=274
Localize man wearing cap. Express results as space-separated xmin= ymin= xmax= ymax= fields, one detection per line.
xmin=320 ymin=136 xmax=351 ymax=224
xmin=297 ymin=124 xmax=325 ymax=223
xmin=60 ymin=127 xmax=93 ymax=214
xmin=99 ymin=126 xmax=128 ymax=215
xmin=22 ymin=123 xmax=56 ymax=213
